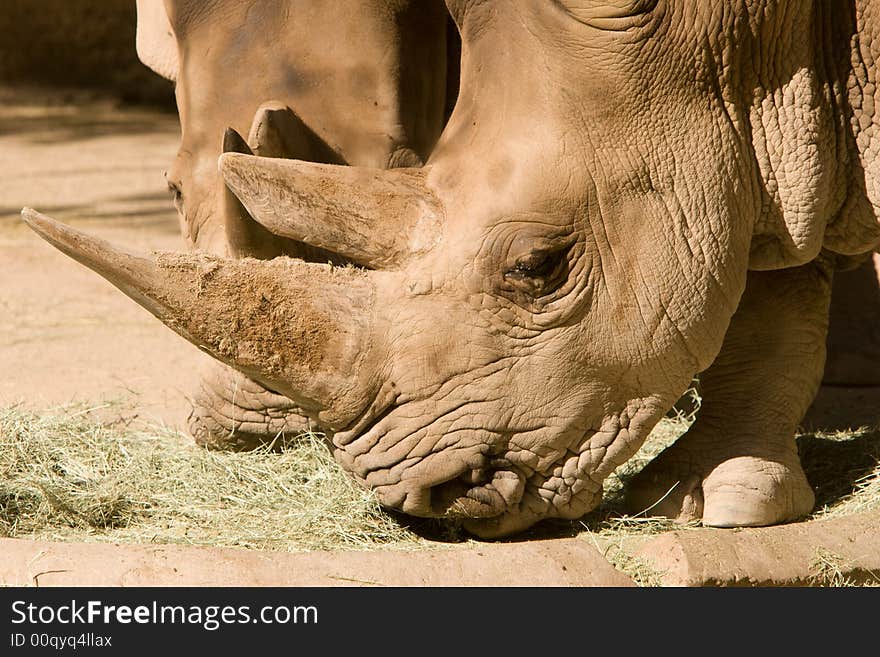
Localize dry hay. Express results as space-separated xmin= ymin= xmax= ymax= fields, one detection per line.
xmin=1 ymin=382 xmax=878 ymax=585
xmin=0 ymin=404 xmax=421 ymax=552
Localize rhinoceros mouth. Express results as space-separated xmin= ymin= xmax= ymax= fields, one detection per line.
xmin=429 ymin=465 xmax=527 ymax=519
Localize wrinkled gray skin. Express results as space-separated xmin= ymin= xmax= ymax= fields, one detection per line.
xmin=27 ymin=0 xmax=880 ymax=537
xmin=135 ymin=0 xmax=452 ymax=448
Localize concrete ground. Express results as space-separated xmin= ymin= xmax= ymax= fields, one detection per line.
xmin=1 ymin=87 xmax=877 ymax=587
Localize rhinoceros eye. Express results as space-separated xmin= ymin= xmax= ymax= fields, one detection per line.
xmin=504 ymin=247 xmax=569 ymax=298
xmin=166 ymin=178 xmax=184 ymax=212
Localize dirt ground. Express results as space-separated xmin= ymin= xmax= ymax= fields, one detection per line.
xmin=0 ymin=87 xmax=200 ymax=429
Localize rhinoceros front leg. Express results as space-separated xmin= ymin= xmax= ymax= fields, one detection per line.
xmin=625 ymin=259 xmax=833 ymax=526
xmin=188 ymin=358 xmax=311 ymax=451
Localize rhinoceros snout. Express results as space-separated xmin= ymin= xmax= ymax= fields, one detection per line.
xmin=428 ymin=466 xmax=527 ymax=519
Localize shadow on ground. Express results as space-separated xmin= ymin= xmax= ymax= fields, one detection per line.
xmin=0 ymin=111 xmax=175 ymax=145
xmin=0 ymin=191 xmax=178 ymax=228
xmin=798 ymin=426 xmax=880 ymax=510
xmin=0 ymin=86 xmax=176 ymax=145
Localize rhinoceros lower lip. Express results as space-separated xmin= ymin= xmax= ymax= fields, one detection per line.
xmin=430 ymin=467 xmax=525 ymax=519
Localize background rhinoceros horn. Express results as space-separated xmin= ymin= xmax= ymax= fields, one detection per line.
xmin=221 ymin=104 xmax=352 ymax=261
xmin=222 ymin=127 xmax=253 ymax=156
xmin=219 ymin=153 xmax=443 ymax=269
xmin=245 ymin=102 xmax=343 ymax=164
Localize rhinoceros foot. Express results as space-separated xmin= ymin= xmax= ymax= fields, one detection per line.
xmin=625 ymin=436 xmax=815 ymax=527
xmin=188 ymin=359 xmax=312 ymax=451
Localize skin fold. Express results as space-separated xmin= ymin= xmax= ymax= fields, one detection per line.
xmin=26 ymin=0 xmax=880 ymax=537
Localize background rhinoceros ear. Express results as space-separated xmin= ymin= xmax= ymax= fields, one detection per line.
xmin=444 ymin=0 xmax=470 ymax=26
xmin=135 ymin=0 xmax=178 ymax=81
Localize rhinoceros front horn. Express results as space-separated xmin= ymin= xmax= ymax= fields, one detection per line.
xmin=219 ymin=153 xmax=443 ymax=269
xmin=21 ymin=208 xmax=379 ymax=428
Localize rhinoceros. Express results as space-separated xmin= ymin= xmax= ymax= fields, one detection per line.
xmin=24 ymin=0 xmax=880 ymax=537
xmin=134 ymin=0 xmax=453 ymax=448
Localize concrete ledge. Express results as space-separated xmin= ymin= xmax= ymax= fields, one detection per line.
xmin=0 ymin=537 xmax=634 ymax=587
xmin=633 ymin=510 xmax=880 ymax=586
xmin=5 ymin=512 xmax=877 ymax=587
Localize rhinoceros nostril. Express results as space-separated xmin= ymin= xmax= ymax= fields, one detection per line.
xmin=459 ymin=468 xmax=489 ymax=485
xmin=426 ymin=466 xmax=528 ymax=519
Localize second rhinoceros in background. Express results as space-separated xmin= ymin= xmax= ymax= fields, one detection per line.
xmin=27 ymin=0 xmax=880 ymax=537
xmin=135 ymin=0 xmax=454 ymax=447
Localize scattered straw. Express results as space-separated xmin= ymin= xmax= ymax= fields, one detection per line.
xmin=807 ymin=547 xmax=880 ymax=587
xmin=2 ymin=393 xmax=878 ymax=576
xmin=0 ymin=405 xmax=422 ymax=552
xmin=580 ymin=394 xmax=880 ymax=586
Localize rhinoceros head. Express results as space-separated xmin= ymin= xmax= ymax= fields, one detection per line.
xmin=135 ymin=0 xmax=449 ymax=256
xmin=27 ymin=0 xmax=880 ymax=536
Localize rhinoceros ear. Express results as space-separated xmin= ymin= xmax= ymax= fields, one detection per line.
xmin=552 ymin=0 xmax=659 ymax=26
xmin=444 ymin=0 xmax=471 ymax=27
xmin=135 ymin=0 xmax=178 ymax=81
xmin=219 ymin=154 xmax=443 ymax=269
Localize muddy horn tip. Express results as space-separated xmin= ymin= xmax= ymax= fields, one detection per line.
xmin=21 ymin=207 xmax=57 ymax=235
xmin=21 ymin=208 xmax=89 ymax=252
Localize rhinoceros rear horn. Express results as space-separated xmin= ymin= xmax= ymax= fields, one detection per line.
xmin=21 ymin=208 xmax=378 ymax=426
xmin=219 ymin=153 xmax=443 ymax=269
